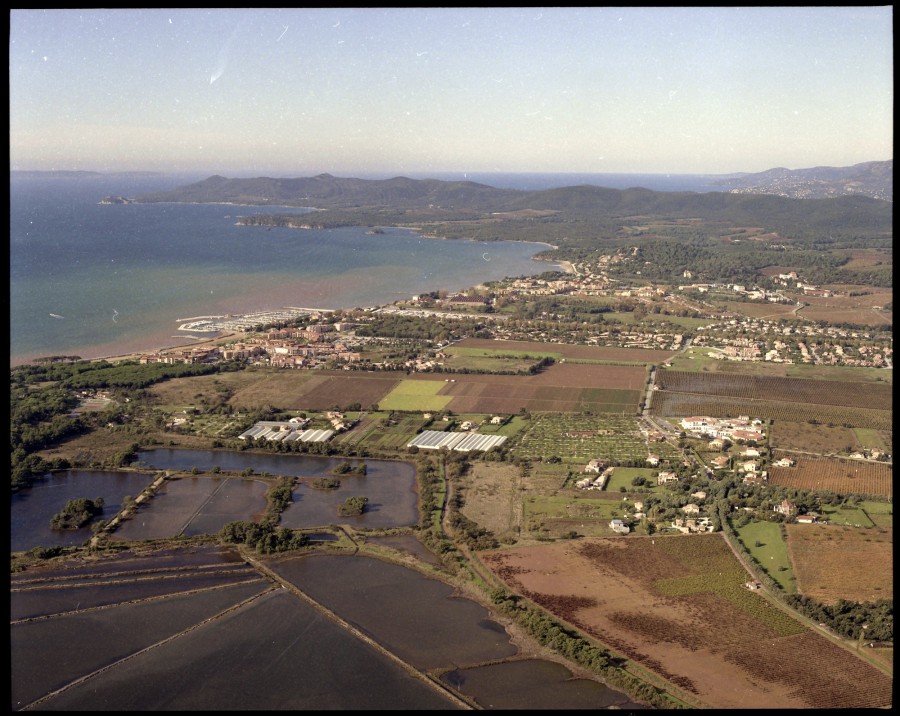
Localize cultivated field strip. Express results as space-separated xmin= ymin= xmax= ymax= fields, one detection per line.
xmin=655 ymin=369 xmax=892 ymax=411
xmin=768 ymin=456 xmax=892 ymax=498
xmin=649 ymin=391 xmax=892 ymax=430
xmin=454 ymin=337 xmax=677 ymax=363
xmin=785 ymin=523 xmax=893 ymax=604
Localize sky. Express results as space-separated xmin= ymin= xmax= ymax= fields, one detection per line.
xmin=9 ymin=7 xmax=894 ymax=177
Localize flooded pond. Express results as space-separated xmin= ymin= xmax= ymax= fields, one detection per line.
xmin=12 ymin=545 xmax=644 ymax=710
xmin=134 ymin=448 xmax=418 ymax=530
xmin=111 ymin=475 xmax=269 ymax=542
xmin=268 ymin=553 xmax=643 ymax=709
xmin=10 ymin=470 xmax=156 ymax=552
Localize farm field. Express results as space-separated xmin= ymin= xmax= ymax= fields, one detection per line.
xmin=511 ymin=414 xmax=678 ymax=465
xmin=453 ymin=338 xmax=677 ymax=364
xmin=378 ymin=379 xmax=454 ymax=412
xmin=605 ymin=467 xmax=660 ymax=494
xmin=785 ymin=523 xmax=893 ymax=605
xmin=654 ymin=369 xmax=892 ymax=411
xmin=768 ymin=456 xmax=892 ymax=499
xmin=770 ymin=421 xmax=862 ymax=453
xmin=480 ymin=535 xmax=892 ymax=709
xmin=665 ymin=348 xmax=891 ymax=383
xmin=732 ymin=521 xmax=795 ymax=592
xmin=650 ymin=391 xmax=891 ymax=430
xmin=153 ymin=364 xmax=646 ymax=416
xmin=334 ymin=412 xmax=427 ymax=451
xmin=523 ymin=494 xmax=646 ymax=539
xmin=714 ymin=300 xmax=800 ymax=320
xmin=431 ymin=363 xmax=646 ymax=414
xmin=438 ymin=349 xmax=542 ymax=373
xmin=786 ymin=289 xmax=894 ymax=327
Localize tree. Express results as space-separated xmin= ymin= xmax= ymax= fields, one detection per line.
xmin=338 ymin=496 xmax=369 ymax=516
xmin=49 ymin=497 xmax=104 ymax=530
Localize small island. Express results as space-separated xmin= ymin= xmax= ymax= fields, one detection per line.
xmin=98 ymin=196 xmax=135 ymax=205
xmin=49 ymin=497 xmax=104 ymax=530
xmin=337 ymin=496 xmax=368 ymax=516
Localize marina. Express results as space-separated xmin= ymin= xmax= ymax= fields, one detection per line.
xmin=177 ymin=307 xmax=335 ymax=333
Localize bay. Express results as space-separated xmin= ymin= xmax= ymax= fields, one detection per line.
xmin=10 ymin=173 xmax=562 ymax=366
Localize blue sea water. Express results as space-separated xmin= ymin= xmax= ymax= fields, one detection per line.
xmin=10 ymin=170 xmax=725 ymax=365
xmin=10 ymin=173 xmax=565 ymax=365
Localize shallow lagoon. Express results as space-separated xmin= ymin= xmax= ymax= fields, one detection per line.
xmin=135 ymin=448 xmax=419 ymax=530
xmin=10 ymin=470 xmax=156 ymax=552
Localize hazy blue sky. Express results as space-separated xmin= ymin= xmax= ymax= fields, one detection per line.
xmin=9 ymin=7 xmax=893 ymax=176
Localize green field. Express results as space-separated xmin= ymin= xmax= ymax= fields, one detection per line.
xmin=852 ymin=428 xmax=890 ymax=451
xmin=861 ymin=500 xmax=893 ymax=528
xmin=378 ymin=380 xmax=454 ymax=411
xmin=445 ymin=346 xmax=564 ymax=360
xmin=336 ymin=412 xmax=426 ymax=450
xmin=733 ymin=520 xmax=796 ymax=593
xmin=605 ymin=467 xmax=661 ymax=493
xmin=818 ymin=505 xmax=876 ymax=528
xmin=524 ymin=494 xmax=642 ymax=537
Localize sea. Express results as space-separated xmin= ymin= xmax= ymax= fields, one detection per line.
xmin=10 ymin=171 xmax=726 ymax=366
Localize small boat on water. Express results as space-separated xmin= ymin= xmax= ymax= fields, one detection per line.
xmin=49 ymin=313 xmax=65 ymax=319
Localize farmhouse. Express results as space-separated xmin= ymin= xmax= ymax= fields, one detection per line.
xmin=584 ymin=458 xmax=610 ymax=473
xmin=671 ymin=517 xmax=714 ymax=534
xmin=682 ymin=503 xmax=701 ymax=515
xmin=609 ymin=519 xmax=630 ymax=534
xmin=773 ymin=457 xmax=795 ymax=467
xmin=774 ymin=499 xmax=797 ymax=516
xmin=657 ymin=471 xmax=679 ymax=485
xmin=646 ymin=454 xmax=660 ymax=466
xmin=796 ymin=513 xmax=819 ymax=524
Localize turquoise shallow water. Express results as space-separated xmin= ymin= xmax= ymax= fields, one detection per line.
xmin=10 ymin=173 xmax=558 ymax=364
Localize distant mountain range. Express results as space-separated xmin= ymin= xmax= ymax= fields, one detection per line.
xmin=713 ymin=160 xmax=892 ymax=200
xmin=130 ymin=160 xmax=892 ymax=207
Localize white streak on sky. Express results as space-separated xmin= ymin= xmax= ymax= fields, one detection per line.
xmin=210 ymin=22 xmax=241 ymax=85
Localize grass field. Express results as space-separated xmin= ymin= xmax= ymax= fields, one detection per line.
xmin=605 ymin=467 xmax=662 ymax=494
xmin=440 ymin=347 xmax=548 ymax=372
xmin=852 ymin=428 xmax=891 ymax=452
xmin=377 ymin=379 xmax=454 ymax=411
xmin=454 ymin=337 xmax=677 ymax=364
xmin=524 ymin=493 xmax=643 ymax=538
xmin=733 ymin=520 xmax=795 ymax=593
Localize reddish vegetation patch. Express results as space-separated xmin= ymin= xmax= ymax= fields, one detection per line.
xmin=480 ymin=536 xmax=892 ymax=709
xmin=455 ymin=337 xmax=677 ymax=363
xmin=786 ymin=524 xmax=893 ymax=604
xmin=769 ymin=457 xmax=892 ymax=498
